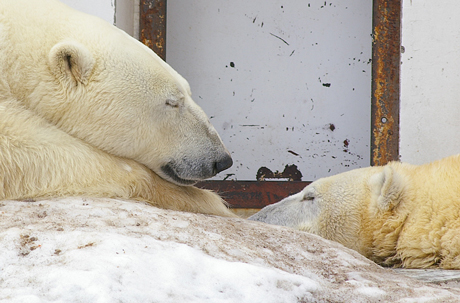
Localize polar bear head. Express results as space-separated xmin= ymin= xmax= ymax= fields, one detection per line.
xmin=39 ymin=24 xmax=232 ymax=186
xmin=249 ymin=165 xmax=406 ymax=255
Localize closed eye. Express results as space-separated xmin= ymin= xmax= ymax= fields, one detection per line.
xmin=165 ymin=100 xmax=179 ymax=107
xmin=302 ymin=194 xmax=315 ymax=202
xmin=165 ymin=99 xmax=179 ymax=108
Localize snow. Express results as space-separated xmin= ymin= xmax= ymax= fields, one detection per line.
xmin=2 ymin=232 xmax=316 ymax=303
xmin=1 ymin=198 xmax=460 ymax=302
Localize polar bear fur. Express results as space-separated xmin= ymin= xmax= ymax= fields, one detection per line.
xmin=250 ymin=155 xmax=460 ymax=268
xmin=0 ymin=0 xmax=235 ymax=217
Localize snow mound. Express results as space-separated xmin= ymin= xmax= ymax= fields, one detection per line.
xmin=0 ymin=198 xmax=459 ymax=302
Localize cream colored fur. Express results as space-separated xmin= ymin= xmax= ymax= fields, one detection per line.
xmin=250 ymin=155 xmax=460 ymax=268
xmin=0 ymin=100 xmax=235 ymax=217
xmin=0 ymin=0 xmax=235 ymax=217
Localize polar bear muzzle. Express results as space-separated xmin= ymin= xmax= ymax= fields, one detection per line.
xmin=161 ymin=152 xmax=233 ymax=185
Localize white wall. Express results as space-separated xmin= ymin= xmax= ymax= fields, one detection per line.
xmin=59 ymin=0 xmax=137 ymax=36
xmin=60 ymin=0 xmax=115 ymax=23
xmin=400 ymin=1 xmax=460 ymax=164
xmin=167 ymin=1 xmax=372 ymax=181
xmin=58 ymin=0 xmax=373 ymax=181
xmin=58 ymin=1 xmax=458 ymax=172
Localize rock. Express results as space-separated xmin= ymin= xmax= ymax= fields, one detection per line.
xmin=1 ymin=198 xmax=460 ymax=302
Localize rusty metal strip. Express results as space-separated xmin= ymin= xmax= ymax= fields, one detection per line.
xmin=196 ymin=181 xmax=310 ymax=209
xmin=371 ymin=0 xmax=401 ymax=166
xmin=139 ymin=0 xmax=167 ymax=60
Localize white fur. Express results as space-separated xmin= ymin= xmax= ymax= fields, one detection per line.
xmin=250 ymin=156 xmax=460 ymax=268
xmin=0 ymin=0 xmax=232 ymax=186
xmin=0 ymin=0 xmax=235 ymax=217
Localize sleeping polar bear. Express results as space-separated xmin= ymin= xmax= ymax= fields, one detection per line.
xmin=250 ymin=155 xmax=460 ymax=268
xmin=0 ymin=0 xmax=234 ymax=216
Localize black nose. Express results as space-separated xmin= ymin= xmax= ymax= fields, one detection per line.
xmin=214 ymin=154 xmax=233 ymax=174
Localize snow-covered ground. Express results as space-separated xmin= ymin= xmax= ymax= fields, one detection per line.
xmin=1 ymin=198 xmax=460 ymax=302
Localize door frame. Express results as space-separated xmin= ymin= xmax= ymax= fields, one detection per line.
xmin=138 ymin=0 xmax=401 ymax=209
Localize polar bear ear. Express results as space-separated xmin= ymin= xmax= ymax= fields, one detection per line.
xmin=48 ymin=41 xmax=95 ymax=86
xmin=369 ymin=166 xmax=405 ymax=212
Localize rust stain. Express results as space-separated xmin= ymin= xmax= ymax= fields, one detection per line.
xmin=196 ymin=181 xmax=310 ymax=209
xmin=139 ymin=0 xmax=166 ymax=60
xmin=371 ymin=0 xmax=401 ymax=166
xmin=256 ymin=164 xmax=303 ymax=181
xmin=287 ymin=150 xmax=299 ymax=156
xmin=343 ymin=139 xmax=350 ymax=152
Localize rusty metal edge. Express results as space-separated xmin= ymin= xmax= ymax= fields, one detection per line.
xmin=196 ymin=181 xmax=311 ymax=209
xmin=139 ymin=0 xmax=167 ymax=60
xmin=371 ymin=0 xmax=402 ymax=166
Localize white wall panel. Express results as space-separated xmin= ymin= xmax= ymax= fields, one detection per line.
xmin=167 ymin=1 xmax=372 ymax=180
xmin=59 ymin=0 xmax=137 ymax=36
xmin=60 ymin=0 xmax=115 ymax=23
xmin=400 ymin=1 xmax=460 ymax=164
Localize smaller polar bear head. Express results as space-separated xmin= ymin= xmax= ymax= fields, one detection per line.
xmin=45 ymin=32 xmax=232 ymax=186
xmin=249 ymin=165 xmax=406 ymax=255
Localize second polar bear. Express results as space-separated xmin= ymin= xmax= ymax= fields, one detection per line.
xmin=250 ymin=155 xmax=460 ymax=268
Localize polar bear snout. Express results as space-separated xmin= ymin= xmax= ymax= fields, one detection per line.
xmin=213 ymin=153 xmax=233 ymax=175
xmin=161 ymin=151 xmax=233 ymax=186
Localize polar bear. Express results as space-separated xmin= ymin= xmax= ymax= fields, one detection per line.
xmin=0 ymin=0 xmax=235 ymax=216
xmin=249 ymin=155 xmax=460 ymax=268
